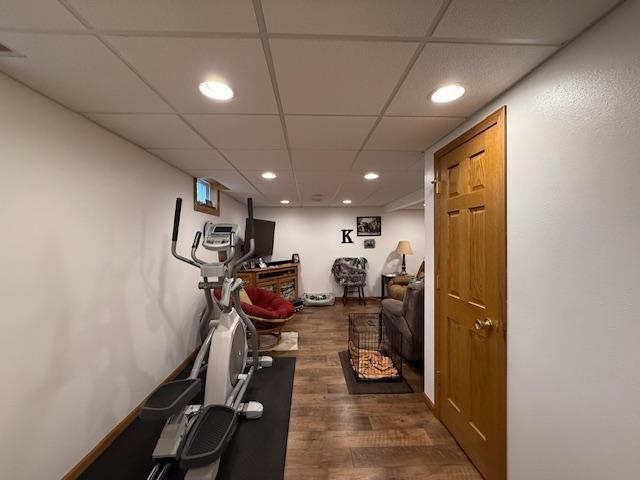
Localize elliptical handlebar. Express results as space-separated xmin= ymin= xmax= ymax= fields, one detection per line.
xmin=192 ymin=231 xmax=201 ymax=249
xmin=172 ymin=198 xmax=182 ymax=242
xmin=230 ymin=198 xmax=255 ymax=273
xmin=171 ymin=197 xmax=199 ymax=268
xmin=246 ymin=198 xmax=254 ymax=241
xmin=191 ymin=231 xmax=208 ymax=265
xmin=229 ymin=197 xmax=260 ymax=368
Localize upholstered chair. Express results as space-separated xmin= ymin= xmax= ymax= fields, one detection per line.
xmin=331 ymin=257 xmax=368 ymax=305
xmin=381 ymin=281 xmax=424 ymax=363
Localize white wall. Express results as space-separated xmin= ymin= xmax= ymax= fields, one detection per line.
xmin=423 ymin=1 xmax=640 ymax=478
xmin=0 ymin=73 xmax=247 ymax=479
xmin=254 ymin=207 xmax=425 ymax=297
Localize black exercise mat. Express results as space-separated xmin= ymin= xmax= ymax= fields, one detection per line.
xmin=338 ymin=350 xmax=413 ymax=394
xmin=80 ymin=357 xmax=295 ymax=480
xmin=214 ymin=356 xmax=295 ymax=480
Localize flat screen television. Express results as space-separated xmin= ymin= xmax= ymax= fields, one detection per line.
xmin=243 ymin=218 xmax=275 ymax=258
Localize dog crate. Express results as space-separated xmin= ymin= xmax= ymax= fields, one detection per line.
xmin=348 ymin=312 xmax=402 ymax=382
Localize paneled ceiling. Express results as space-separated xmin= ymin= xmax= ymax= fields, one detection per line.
xmin=0 ymin=0 xmax=620 ymax=206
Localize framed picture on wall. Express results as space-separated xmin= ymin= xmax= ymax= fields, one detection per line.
xmin=357 ymin=216 xmax=381 ymax=236
xmin=364 ymin=239 xmax=375 ymax=249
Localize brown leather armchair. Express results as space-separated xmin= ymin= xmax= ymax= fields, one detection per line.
xmin=387 ymin=260 xmax=425 ymax=301
xmin=381 ymin=281 xmax=424 ymax=363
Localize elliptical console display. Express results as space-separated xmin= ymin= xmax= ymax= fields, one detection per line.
xmin=202 ymin=222 xmax=237 ymax=251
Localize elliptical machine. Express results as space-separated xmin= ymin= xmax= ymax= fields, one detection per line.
xmin=140 ymin=197 xmax=272 ymax=480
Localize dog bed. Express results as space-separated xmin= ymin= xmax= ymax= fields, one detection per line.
xmin=302 ymin=293 xmax=336 ymax=306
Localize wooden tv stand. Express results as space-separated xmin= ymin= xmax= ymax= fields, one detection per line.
xmin=238 ymin=263 xmax=299 ymax=301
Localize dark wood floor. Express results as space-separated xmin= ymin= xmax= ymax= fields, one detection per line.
xmin=273 ymin=299 xmax=482 ymax=480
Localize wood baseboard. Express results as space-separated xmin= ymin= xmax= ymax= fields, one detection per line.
xmin=420 ymin=392 xmax=435 ymax=412
xmin=62 ymin=348 xmax=200 ymax=480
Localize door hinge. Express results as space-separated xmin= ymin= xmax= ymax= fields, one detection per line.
xmin=431 ymin=178 xmax=441 ymax=194
xmin=436 ymin=273 xmax=440 ymax=290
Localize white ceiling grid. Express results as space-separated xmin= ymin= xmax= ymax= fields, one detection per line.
xmin=0 ymin=0 xmax=621 ymax=206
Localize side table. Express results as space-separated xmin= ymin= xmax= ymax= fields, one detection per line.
xmin=381 ymin=273 xmax=399 ymax=299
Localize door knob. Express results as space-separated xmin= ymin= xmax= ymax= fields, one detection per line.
xmin=474 ymin=318 xmax=493 ymax=331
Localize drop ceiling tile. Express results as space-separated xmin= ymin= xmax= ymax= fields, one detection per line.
xmin=222 ymin=149 xmax=290 ymax=171
xmin=107 ymin=37 xmax=276 ymax=114
xmin=224 ymin=191 xmax=255 ymax=205
xmin=242 ymin=170 xmax=295 ymax=185
xmin=360 ymin=197 xmax=384 ymax=206
xmin=299 ymin=182 xmax=340 ymax=201
xmin=354 ymin=150 xmax=423 ymax=171
xmin=338 ymin=172 xmax=383 ymax=184
xmin=291 ymin=150 xmax=356 ymax=172
xmin=185 ymin=115 xmax=286 ymax=149
xmin=360 ymin=195 xmax=392 ymax=207
xmin=375 ymin=172 xmax=424 ymax=191
xmin=343 ymin=169 xmax=423 ymax=189
xmin=294 ymin=170 xmax=344 ymax=183
xmin=335 ymin=182 xmax=379 ymax=202
xmin=259 ymin=187 xmax=298 ymax=198
xmin=271 ymin=39 xmax=417 ymax=114
xmin=251 ymin=198 xmax=272 ymax=207
xmin=387 ymin=42 xmax=557 ymax=117
xmin=367 ymin=116 xmax=464 ymax=151
xmin=0 ymin=0 xmax=85 ymax=30
xmin=259 ymin=183 xmax=298 ymax=197
xmin=362 ymin=187 xmax=408 ymax=206
xmin=87 ymin=114 xmax=207 ymax=148
xmin=0 ymin=34 xmax=170 ymax=113
xmin=301 ymin=201 xmax=336 ymax=207
xmin=262 ymin=0 xmax=440 ymax=37
xmin=300 ymin=202 xmax=335 ymax=207
xmin=226 ymin=188 xmax=262 ymax=201
xmin=260 ymin=201 xmax=292 ymax=208
xmin=336 ymin=193 xmax=375 ymax=205
xmin=286 ymin=116 xmax=376 ymax=149
xmin=67 ymin=0 xmax=258 ymax=32
xmin=148 ymin=148 xmax=233 ymax=171
xmin=261 ymin=200 xmax=296 ymax=207
xmin=434 ymin=0 xmax=619 ymax=44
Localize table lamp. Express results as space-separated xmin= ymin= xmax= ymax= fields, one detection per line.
xmin=395 ymin=241 xmax=413 ymax=275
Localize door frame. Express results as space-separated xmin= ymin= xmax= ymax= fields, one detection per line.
xmin=433 ymin=106 xmax=507 ymax=473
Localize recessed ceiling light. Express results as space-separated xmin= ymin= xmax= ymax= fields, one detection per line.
xmin=199 ymin=81 xmax=234 ymax=101
xmin=364 ymin=172 xmax=379 ymax=180
xmin=280 ymin=200 xmax=290 ymax=204
xmin=342 ymin=199 xmax=352 ymax=204
xmin=430 ymin=84 xmax=465 ymax=103
xmin=261 ymin=171 xmax=277 ymax=179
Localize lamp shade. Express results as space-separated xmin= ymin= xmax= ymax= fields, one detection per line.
xmin=395 ymin=241 xmax=413 ymax=255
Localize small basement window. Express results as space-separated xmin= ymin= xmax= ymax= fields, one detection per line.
xmin=194 ymin=177 xmax=220 ymax=216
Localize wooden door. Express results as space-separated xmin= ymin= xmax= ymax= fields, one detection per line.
xmin=435 ymin=107 xmax=506 ymax=480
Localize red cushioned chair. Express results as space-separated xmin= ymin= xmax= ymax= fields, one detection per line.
xmin=215 ymin=286 xmax=295 ymax=350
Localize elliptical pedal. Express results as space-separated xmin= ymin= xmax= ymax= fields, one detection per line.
xmin=180 ymin=405 xmax=238 ymax=469
xmin=140 ymin=378 xmax=202 ymax=420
